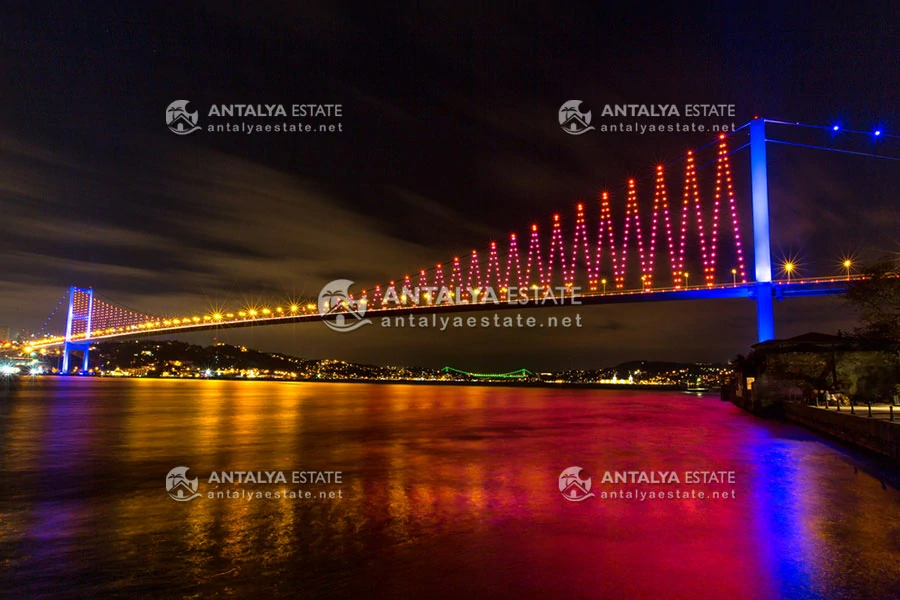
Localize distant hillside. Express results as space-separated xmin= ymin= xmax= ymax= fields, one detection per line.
xmin=85 ymin=340 xmax=729 ymax=386
xmin=90 ymin=339 xmax=440 ymax=380
xmin=613 ymin=360 xmax=727 ymax=373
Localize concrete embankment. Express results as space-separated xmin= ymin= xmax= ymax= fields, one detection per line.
xmin=780 ymin=402 xmax=900 ymax=462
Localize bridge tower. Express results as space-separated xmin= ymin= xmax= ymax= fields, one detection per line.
xmin=750 ymin=119 xmax=774 ymax=342
xmin=61 ymin=286 xmax=94 ymax=374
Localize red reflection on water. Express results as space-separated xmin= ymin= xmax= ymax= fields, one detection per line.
xmin=2 ymin=380 xmax=899 ymax=600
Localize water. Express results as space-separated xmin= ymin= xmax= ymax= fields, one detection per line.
xmin=2 ymin=378 xmax=899 ymax=599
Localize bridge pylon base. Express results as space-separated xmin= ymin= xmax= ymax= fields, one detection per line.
xmin=756 ymin=282 xmax=774 ymax=343
xmin=61 ymin=342 xmax=91 ymax=374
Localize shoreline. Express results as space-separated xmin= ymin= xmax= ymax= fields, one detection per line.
xmin=724 ymin=390 xmax=900 ymax=463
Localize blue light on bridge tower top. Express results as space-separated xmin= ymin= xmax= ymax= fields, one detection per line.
xmin=832 ymin=124 xmax=839 ymax=131
xmin=874 ymin=129 xmax=882 ymax=136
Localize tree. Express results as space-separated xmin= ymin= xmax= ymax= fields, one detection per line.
xmin=844 ymin=257 xmax=900 ymax=342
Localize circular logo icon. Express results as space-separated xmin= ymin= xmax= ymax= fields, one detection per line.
xmin=166 ymin=100 xmax=201 ymax=135
xmin=558 ymin=466 xmax=595 ymax=501
xmin=559 ymin=100 xmax=595 ymax=135
xmin=318 ymin=279 xmax=372 ymax=333
xmin=166 ymin=466 xmax=201 ymax=501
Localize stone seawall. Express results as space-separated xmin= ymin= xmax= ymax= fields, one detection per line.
xmin=781 ymin=402 xmax=900 ymax=461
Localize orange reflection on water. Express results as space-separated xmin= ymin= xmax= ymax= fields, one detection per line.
xmin=2 ymin=378 xmax=899 ymax=599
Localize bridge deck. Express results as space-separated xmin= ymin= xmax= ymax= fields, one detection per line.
xmin=29 ymin=279 xmax=850 ymax=349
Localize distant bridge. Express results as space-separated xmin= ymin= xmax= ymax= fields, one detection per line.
xmin=441 ymin=367 xmax=535 ymax=380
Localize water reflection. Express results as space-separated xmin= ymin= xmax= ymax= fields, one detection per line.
xmin=1 ymin=378 xmax=898 ymax=599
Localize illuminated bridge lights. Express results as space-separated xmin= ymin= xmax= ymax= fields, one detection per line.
xmin=30 ymin=128 xmax=881 ymax=353
xmin=450 ymin=257 xmax=463 ymax=294
xmin=624 ymin=178 xmax=649 ymax=288
xmin=432 ymin=264 xmax=445 ymax=292
xmin=653 ymin=164 xmax=674 ymax=288
xmin=403 ymin=275 xmax=413 ymax=300
xmin=526 ymin=224 xmax=546 ymax=288
xmin=370 ymin=133 xmax=750 ymax=302
xmin=466 ymin=250 xmax=482 ymax=296
xmin=547 ymin=214 xmax=568 ymax=289
xmin=372 ymin=285 xmax=383 ymax=306
xmin=486 ymin=242 xmax=502 ymax=291
xmin=572 ymin=202 xmax=592 ymax=289
xmin=598 ymin=191 xmax=621 ymax=289
xmin=680 ymin=150 xmax=711 ymax=288
xmin=505 ymin=233 xmax=523 ymax=290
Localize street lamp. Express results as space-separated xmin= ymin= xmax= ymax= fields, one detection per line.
xmin=601 ymin=278 xmax=607 ymax=294
xmin=843 ymin=259 xmax=852 ymax=280
xmin=683 ymin=272 xmax=690 ymax=288
xmin=784 ymin=261 xmax=795 ymax=283
xmin=731 ymin=268 xmax=737 ymax=286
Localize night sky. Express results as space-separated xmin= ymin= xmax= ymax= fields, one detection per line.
xmin=3 ymin=3 xmax=900 ymax=370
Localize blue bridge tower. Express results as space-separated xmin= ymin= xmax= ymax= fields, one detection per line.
xmin=61 ymin=286 xmax=94 ymax=373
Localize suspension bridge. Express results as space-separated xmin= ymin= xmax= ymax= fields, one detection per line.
xmin=20 ymin=118 xmax=894 ymax=373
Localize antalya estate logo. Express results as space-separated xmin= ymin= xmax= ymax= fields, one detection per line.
xmin=318 ymin=279 xmax=372 ymax=333
xmin=166 ymin=466 xmax=201 ymax=502
xmin=559 ymin=100 xmax=595 ymax=135
xmin=558 ymin=466 xmax=596 ymax=502
xmin=556 ymin=466 xmax=738 ymax=503
xmin=165 ymin=100 xmax=344 ymax=135
xmin=166 ymin=100 xmax=201 ymax=135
